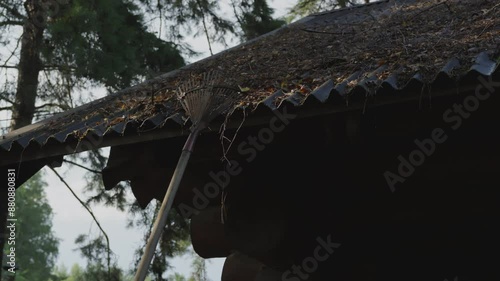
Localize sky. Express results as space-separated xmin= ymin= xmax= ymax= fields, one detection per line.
xmin=2 ymin=1 xmax=298 ymax=280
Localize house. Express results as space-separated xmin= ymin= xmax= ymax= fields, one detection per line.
xmin=1 ymin=0 xmax=499 ymax=280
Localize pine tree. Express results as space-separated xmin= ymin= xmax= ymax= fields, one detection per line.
xmin=232 ymin=0 xmax=286 ymax=41
xmin=0 ymin=0 xmax=185 ymax=270
xmin=2 ymin=172 xmax=59 ymax=281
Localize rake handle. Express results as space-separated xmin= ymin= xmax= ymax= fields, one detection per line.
xmin=134 ymin=130 xmax=199 ymax=281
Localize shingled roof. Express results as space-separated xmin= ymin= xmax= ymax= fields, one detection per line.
xmin=1 ymin=0 xmax=499 ymax=166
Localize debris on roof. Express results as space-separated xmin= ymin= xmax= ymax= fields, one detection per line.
xmin=1 ymin=0 xmax=499 ymax=157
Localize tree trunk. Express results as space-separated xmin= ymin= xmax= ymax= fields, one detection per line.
xmin=1 ymin=2 xmax=44 ymax=278
xmin=10 ymin=1 xmax=44 ymax=130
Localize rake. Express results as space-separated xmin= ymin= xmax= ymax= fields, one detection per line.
xmin=134 ymin=71 xmax=241 ymax=281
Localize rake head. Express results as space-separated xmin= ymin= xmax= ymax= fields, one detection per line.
xmin=177 ymin=71 xmax=242 ymax=131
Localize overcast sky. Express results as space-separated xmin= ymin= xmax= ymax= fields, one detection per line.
xmin=33 ymin=1 xmax=297 ymax=280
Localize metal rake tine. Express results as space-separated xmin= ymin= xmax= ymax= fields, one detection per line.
xmin=177 ymin=76 xmax=241 ymax=130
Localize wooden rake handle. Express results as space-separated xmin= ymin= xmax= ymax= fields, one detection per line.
xmin=134 ymin=130 xmax=199 ymax=281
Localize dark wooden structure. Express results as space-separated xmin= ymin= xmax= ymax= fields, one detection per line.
xmin=103 ymin=81 xmax=500 ymax=280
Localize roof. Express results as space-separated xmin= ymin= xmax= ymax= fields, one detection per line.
xmin=1 ymin=0 xmax=499 ymax=165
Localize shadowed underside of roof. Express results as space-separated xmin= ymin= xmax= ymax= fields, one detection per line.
xmin=1 ymin=0 xmax=499 ymax=162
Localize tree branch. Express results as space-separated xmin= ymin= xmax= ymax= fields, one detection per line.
xmin=34 ymin=102 xmax=70 ymax=111
xmin=0 ymin=93 xmax=15 ymax=105
xmin=49 ymin=167 xmax=112 ymax=279
xmin=0 ymin=2 xmax=25 ymax=20
xmin=231 ymin=0 xmax=244 ymax=28
xmin=0 ymin=20 xmax=23 ymax=27
xmin=196 ymin=0 xmax=214 ymax=56
xmin=63 ymin=159 xmax=103 ymax=174
xmin=0 ymin=65 xmax=18 ymax=69
xmin=0 ymin=106 xmax=12 ymax=111
xmin=0 ymin=35 xmax=22 ymax=68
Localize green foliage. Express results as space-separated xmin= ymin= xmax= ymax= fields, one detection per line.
xmin=43 ymin=0 xmax=185 ymax=90
xmin=49 ymin=263 xmax=123 ymax=281
xmin=66 ymin=264 xmax=85 ymax=281
xmin=233 ymin=0 xmax=286 ymax=41
xmin=0 ymin=0 xmax=186 ymax=133
xmin=166 ymin=251 xmax=209 ymax=281
xmin=129 ymin=202 xmax=190 ymax=280
xmin=137 ymin=0 xmax=234 ymax=46
xmin=188 ymin=253 xmax=209 ymax=281
xmin=48 ymin=264 xmax=81 ymax=281
xmin=167 ymin=273 xmax=191 ymax=281
xmin=48 ymin=264 xmax=70 ymax=281
xmin=2 ymin=172 xmax=59 ymax=281
xmin=73 ymin=150 xmax=129 ymax=212
xmin=136 ymin=0 xmax=284 ymax=45
xmin=70 ymin=235 xmax=124 ymax=281
xmin=290 ymin=0 xmax=371 ymax=19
